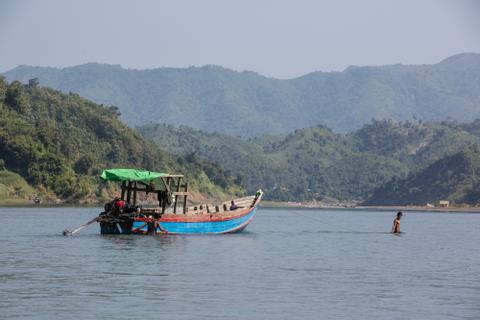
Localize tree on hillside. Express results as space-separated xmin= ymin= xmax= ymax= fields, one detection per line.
xmin=5 ymin=81 xmax=31 ymax=114
xmin=28 ymin=78 xmax=39 ymax=88
xmin=0 ymin=76 xmax=6 ymax=102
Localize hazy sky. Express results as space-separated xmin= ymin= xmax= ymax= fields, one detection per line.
xmin=1 ymin=0 xmax=479 ymax=78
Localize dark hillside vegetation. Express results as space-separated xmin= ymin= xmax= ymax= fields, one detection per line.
xmin=140 ymin=119 xmax=480 ymax=204
xmin=0 ymin=77 xmax=241 ymax=202
xmin=365 ymin=149 xmax=480 ymax=205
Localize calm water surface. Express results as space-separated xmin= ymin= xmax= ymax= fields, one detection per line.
xmin=0 ymin=207 xmax=479 ymax=319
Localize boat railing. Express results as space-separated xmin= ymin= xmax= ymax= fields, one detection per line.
xmin=183 ymin=195 xmax=257 ymax=215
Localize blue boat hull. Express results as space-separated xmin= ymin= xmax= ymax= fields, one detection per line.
xmin=100 ymin=206 xmax=258 ymax=235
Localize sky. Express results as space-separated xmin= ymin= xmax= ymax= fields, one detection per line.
xmin=0 ymin=0 xmax=479 ymax=78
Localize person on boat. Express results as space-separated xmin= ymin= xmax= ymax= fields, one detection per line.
xmin=230 ymin=200 xmax=238 ymax=210
xmin=392 ymin=211 xmax=403 ymax=233
xmin=112 ymin=197 xmax=125 ymax=214
xmin=135 ymin=207 xmax=142 ymax=216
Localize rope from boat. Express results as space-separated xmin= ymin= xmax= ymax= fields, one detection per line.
xmin=288 ymin=209 xmax=353 ymax=232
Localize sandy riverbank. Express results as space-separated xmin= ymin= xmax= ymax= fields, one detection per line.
xmin=261 ymin=201 xmax=480 ymax=213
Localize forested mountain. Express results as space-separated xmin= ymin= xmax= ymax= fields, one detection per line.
xmin=5 ymin=53 xmax=480 ymax=136
xmin=0 ymin=77 xmax=241 ymax=203
xmin=1 ymin=75 xmax=478 ymax=205
xmin=365 ymin=149 xmax=480 ymax=205
xmin=139 ymin=119 xmax=480 ymax=204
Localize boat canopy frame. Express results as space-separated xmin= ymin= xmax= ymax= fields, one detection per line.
xmin=101 ymin=169 xmax=189 ymax=214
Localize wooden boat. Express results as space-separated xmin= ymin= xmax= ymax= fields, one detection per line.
xmin=96 ymin=169 xmax=263 ymax=235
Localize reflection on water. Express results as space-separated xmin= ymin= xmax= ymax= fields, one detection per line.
xmin=0 ymin=207 xmax=479 ymax=320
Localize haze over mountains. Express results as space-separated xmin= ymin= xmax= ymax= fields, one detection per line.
xmin=4 ymin=53 xmax=480 ymax=136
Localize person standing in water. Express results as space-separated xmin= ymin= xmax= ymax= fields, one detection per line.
xmin=392 ymin=211 xmax=403 ymax=233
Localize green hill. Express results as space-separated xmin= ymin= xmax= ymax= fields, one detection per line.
xmin=4 ymin=53 xmax=480 ymax=136
xmin=0 ymin=169 xmax=36 ymax=204
xmin=0 ymin=77 xmax=241 ymax=203
xmin=139 ymin=119 xmax=480 ymax=203
xmin=365 ymin=149 xmax=480 ymax=205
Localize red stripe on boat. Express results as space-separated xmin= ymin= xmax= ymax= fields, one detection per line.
xmin=134 ymin=207 xmax=254 ymax=223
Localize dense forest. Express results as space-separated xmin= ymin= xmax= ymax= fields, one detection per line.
xmin=0 ymin=77 xmax=242 ymax=203
xmin=5 ymin=53 xmax=480 ymax=136
xmin=365 ymin=149 xmax=480 ymax=205
xmin=139 ymin=119 xmax=480 ymax=204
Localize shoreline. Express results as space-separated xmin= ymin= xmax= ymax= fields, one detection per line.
xmin=1 ymin=200 xmax=480 ymax=213
xmin=261 ymin=201 xmax=480 ymax=213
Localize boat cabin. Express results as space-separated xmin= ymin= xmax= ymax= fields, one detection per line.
xmin=101 ymin=169 xmax=189 ymax=215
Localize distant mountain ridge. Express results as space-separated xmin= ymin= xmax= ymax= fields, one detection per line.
xmin=4 ymin=53 xmax=480 ymax=136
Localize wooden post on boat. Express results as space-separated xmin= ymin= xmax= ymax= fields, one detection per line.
xmin=121 ymin=181 xmax=126 ymax=200
xmin=161 ymin=191 xmax=167 ymax=214
xmin=157 ymin=188 xmax=162 ymax=208
xmin=160 ymin=177 xmax=170 ymax=215
xmin=183 ymin=182 xmax=188 ymax=214
xmin=133 ymin=181 xmax=137 ymax=206
xmin=166 ymin=177 xmax=171 ymax=193
xmin=173 ymin=177 xmax=182 ymax=214
xmin=126 ymin=181 xmax=132 ymax=204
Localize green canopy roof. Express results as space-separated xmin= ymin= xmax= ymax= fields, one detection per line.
xmin=100 ymin=169 xmax=167 ymax=182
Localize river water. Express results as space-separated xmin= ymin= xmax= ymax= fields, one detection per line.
xmin=0 ymin=207 xmax=479 ymax=319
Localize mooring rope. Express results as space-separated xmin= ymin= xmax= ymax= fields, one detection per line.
xmin=287 ymin=209 xmax=353 ymax=233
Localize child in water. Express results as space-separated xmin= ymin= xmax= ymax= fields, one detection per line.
xmin=392 ymin=211 xmax=403 ymax=233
